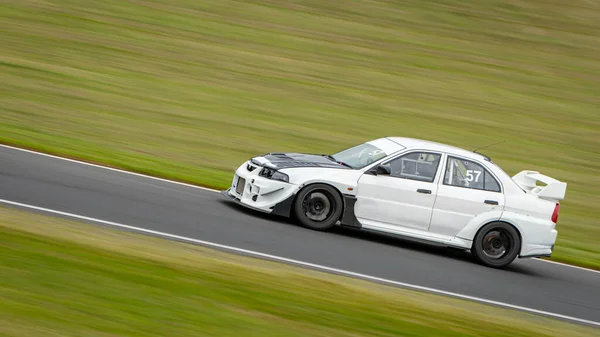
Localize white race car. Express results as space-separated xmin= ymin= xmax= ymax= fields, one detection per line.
xmin=221 ymin=137 xmax=566 ymax=268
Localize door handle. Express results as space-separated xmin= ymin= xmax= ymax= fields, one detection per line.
xmin=417 ymin=189 xmax=432 ymax=194
xmin=484 ymin=200 xmax=499 ymax=205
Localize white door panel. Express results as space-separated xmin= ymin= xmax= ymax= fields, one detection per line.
xmin=355 ymin=151 xmax=443 ymax=231
xmin=355 ymin=175 xmax=437 ymax=230
xmin=429 ymin=185 xmax=504 ymax=236
xmin=430 ymin=156 xmax=505 ymax=236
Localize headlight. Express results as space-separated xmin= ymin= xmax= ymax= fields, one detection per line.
xmin=259 ymin=167 xmax=289 ymax=183
xmin=271 ymin=171 xmax=289 ymax=183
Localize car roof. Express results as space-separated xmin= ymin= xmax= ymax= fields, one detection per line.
xmin=384 ymin=137 xmax=490 ymax=162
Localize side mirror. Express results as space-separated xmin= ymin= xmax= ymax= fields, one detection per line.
xmin=376 ymin=164 xmax=391 ymax=175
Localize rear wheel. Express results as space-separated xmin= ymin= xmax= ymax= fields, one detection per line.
xmin=472 ymin=222 xmax=521 ymax=268
xmin=293 ymin=184 xmax=343 ymax=231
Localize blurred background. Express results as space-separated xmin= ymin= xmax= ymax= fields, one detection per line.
xmin=1 ymin=0 xmax=599 ymax=291
xmin=2 ymin=1 xmax=600 ymax=336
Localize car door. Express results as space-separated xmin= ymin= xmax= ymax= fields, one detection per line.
xmin=428 ymin=155 xmax=505 ymax=236
xmin=354 ymin=151 xmax=443 ymax=231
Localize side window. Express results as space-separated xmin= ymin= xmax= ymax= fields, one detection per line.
xmin=444 ymin=157 xmax=501 ymax=192
xmin=384 ymin=152 xmax=441 ymax=182
xmin=484 ymin=170 xmax=501 ymax=192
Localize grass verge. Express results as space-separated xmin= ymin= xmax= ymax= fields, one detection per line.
xmin=1 ymin=206 xmax=599 ymax=337
xmin=1 ymin=0 xmax=599 ymax=268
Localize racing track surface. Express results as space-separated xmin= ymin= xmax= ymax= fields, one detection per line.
xmin=1 ymin=145 xmax=599 ymax=326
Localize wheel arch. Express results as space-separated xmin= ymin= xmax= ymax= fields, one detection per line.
xmin=472 ymin=219 xmax=524 ymax=254
xmin=290 ymin=182 xmax=347 ymax=220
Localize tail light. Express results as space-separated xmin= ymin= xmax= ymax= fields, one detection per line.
xmin=551 ymin=203 xmax=560 ymax=223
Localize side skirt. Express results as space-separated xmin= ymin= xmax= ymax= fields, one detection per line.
xmin=360 ymin=228 xmax=471 ymax=250
xmin=352 ymin=216 xmax=472 ymax=250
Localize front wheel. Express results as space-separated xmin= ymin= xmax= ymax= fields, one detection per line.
xmin=293 ymin=184 xmax=343 ymax=231
xmin=472 ymin=222 xmax=521 ymax=268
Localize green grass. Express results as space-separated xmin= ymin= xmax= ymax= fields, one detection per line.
xmin=1 ymin=0 xmax=599 ymax=268
xmin=2 ymin=206 xmax=599 ymax=337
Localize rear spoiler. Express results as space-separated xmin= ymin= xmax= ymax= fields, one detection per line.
xmin=512 ymin=170 xmax=567 ymax=201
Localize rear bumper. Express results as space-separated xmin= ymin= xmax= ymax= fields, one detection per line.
xmin=519 ymin=248 xmax=553 ymax=258
xmin=520 ymin=228 xmax=557 ymax=258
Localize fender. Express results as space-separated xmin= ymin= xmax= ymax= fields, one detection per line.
xmin=280 ymin=167 xmax=362 ymax=197
xmin=497 ymin=211 xmax=555 ymax=255
xmin=455 ymin=210 xmax=504 ymax=241
xmin=456 ymin=212 xmax=527 ymax=254
xmin=296 ymin=179 xmax=358 ymax=197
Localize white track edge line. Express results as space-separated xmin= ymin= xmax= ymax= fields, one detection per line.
xmin=536 ymin=259 xmax=600 ymax=274
xmin=1 ymin=143 xmax=599 ymax=275
xmin=1 ymin=198 xmax=599 ymax=328
xmin=0 ymin=144 xmax=219 ymax=193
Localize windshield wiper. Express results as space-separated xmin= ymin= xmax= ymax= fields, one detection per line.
xmin=322 ymin=154 xmax=354 ymax=169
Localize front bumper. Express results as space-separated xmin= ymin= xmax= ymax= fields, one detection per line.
xmin=221 ymin=189 xmax=270 ymax=213
xmin=221 ymin=162 xmax=300 ymax=217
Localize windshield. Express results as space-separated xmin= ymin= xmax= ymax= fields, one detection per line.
xmin=331 ymin=143 xmax=388 ymax=169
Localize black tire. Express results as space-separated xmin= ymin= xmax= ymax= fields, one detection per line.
xmin=472 ymin=222 xmax=521 ymax=269
xmin=293 ymin=184 xmax=343 ymax=231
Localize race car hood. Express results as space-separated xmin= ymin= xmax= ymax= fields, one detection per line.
xmin=251 ymin=152 xmax=349 ymax=169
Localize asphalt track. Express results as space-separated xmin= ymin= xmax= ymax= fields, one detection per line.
xmin=1 ymin=145 xmax=599 ymax=327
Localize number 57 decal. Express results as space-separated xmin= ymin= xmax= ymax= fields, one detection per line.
xmin=466 ymin=170 xmax=482 ymax=182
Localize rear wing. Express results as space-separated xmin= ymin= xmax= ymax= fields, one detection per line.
xmin=512 ymin=170 xmax=567 ymax=201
